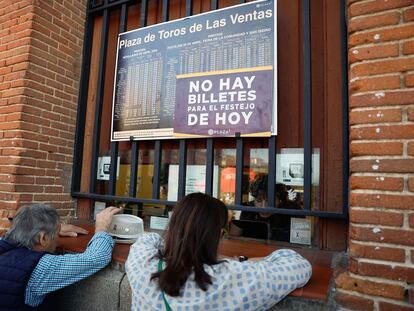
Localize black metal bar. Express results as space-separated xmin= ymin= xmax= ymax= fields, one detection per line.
xmin=178 ymin=140 xmax=187 ymax=200
xmin=340 ymin=0 xmax=349 ymax=217
xmin=152 ymin=140 xmax=162 ymax=199
xmin=107 ymin=3 xmax=127 ymax=197
xmin=106 ymin=3 xmax=127 ymax=197
xmin=71 ymin=191 xmax=347 ymax=219
xmin=185 ymin=0 xmax=192 ymax=16
xmin=205 ymin=139 xmax=214 ymax=196
xmin=303 ymin=0 xmax=312 ymax=211
xmin=267 ymin=136 xmax=276 ymax=207
xmin=239 ymin=0 xmax=246 ymax=3
xmin=162 ymin=0 xmax=169 ymax=22
xmin=129 ymin=142 xmax=139 ymax=197
xmin=89 ymin=8 xmax=110 ymax=193
xmin=90 ymin=0 xmax=97 ymax=9
xmin=90 ymin=0 xmax=102 ymax=9
xmin=210 ymin=0 xmax=218 ymax=10
xmin=225 ymin=205 xmax=348 ymax=219
xmin=235 ymin=137 xmax=243 ymax=205
xmin=108 ymin=142 xmax=119 ymax=195
xmin=88 ymin=0 xmax=130 ymax=13
xmin=119 ymin=3 xmax=128 ymax=32
xmin=140 ymin=0 xmax=148 ymax=27
xmin=71 ymin=12 xmax=94 ymax=194
xmin=73 ymin=192 xmax=177 ymax=206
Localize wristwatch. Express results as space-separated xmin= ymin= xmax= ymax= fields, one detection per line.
xmin=238 ymin=255 xmax=248 ymax=262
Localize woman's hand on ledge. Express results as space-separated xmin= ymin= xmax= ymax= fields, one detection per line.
xmin=60 ymin=223 xmax=89 ymax=237
xmin=246 ymin=257 xmax=263 ymax=261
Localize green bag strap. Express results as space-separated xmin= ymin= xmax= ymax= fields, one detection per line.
xmin=158 ymin=259 xmax=172 ymax=311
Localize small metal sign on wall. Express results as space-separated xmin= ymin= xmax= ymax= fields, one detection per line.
xmin=111 ymin=0 xmax=277 ymax=141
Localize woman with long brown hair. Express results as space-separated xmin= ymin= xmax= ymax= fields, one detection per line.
xmin=126 ymin=192 xmax=311 ymax=310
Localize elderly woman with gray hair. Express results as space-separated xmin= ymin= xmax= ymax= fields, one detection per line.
xmin=0 ymin=203 xmax=120 ymax=310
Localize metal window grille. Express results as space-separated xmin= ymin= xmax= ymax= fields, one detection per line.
xmin=71 ymin=0 xmax=349 ymax=219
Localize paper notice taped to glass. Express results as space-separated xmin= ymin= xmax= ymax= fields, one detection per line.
xmin=97 ymin=156 xmax=120 ymax=180
xmin=290 ymin=218 xmax=311 ymax=245
xmin=150 ymin=216 xmax=169 ymax=230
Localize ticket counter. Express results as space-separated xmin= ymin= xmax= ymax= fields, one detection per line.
xmin=54 ymin=222 xmax=340 ymax=310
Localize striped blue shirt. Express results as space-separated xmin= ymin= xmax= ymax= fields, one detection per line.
xmin=24 ymin=231 xmax=114 ymax=307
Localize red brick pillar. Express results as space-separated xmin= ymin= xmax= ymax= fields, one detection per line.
xmin=0 ymin=0 xmax=87 ymax=233
xmin=335 ymin=1 xmax=414 ymax=310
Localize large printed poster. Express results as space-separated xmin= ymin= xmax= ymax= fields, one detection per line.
xmin=111 ymin=0 xmax=276 ymax=141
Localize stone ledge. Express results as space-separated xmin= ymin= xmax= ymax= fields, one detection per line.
xmin=58 ymin=224 xmax=336 ymax=301
xmin=54 ymin=223 xmax=342 ymax=310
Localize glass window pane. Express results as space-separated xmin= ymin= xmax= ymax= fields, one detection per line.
xmin=185 ymin=146 xmax=207 ymax=195
xmin=136 ymin=142 xmax=154 ymax=199
xmin=214 ymin=140 xmax=236 ymax=205
xmin=161 ymin=142 xmax=179 ymax=201
xmin=116 ymin=142 xmax=132 ymax=197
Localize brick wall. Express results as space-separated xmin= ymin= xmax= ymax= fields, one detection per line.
xmin=0 ymin=0 xmax=87 ymax=233
xmin=335 ymin=0 xmax=414 ymax=310
xmin=1 ymin=0 xmax=414 ymax=308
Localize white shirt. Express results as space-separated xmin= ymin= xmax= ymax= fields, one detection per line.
xmin=126 ymin=233 xmax=312 ymax=311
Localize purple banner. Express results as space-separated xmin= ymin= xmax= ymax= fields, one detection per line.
xmin=174 ymin=67 xmax=273 ymax=137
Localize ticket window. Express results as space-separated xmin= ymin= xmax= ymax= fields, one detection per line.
xmin=79 ymin=0 xmax=346 ymax=251
xmin=105 ymin=137 xmax=319 ymax=246
xmin=120 ymin=142 xmax=180 ymax=230
xmin=215 ymin=141 xmax=317 ymax=246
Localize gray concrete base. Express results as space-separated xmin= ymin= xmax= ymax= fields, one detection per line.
xmin=49 ymin=267 xmax=129 ymax=311
xmin=49 ymin=266 xmax=336 ymax=311
xmin=268 ymin=296 xmax=336 ymax=311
